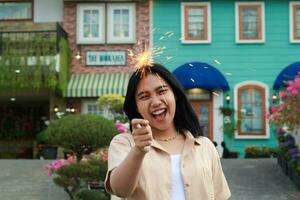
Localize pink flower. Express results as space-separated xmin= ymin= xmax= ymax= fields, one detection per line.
xmin=295 ymin=77 xmax=300 ymax=83
xmin=291 ymin=89 xmax=299 ymax=95
xmin=44 ymin=158 xmax=75 ymax=176
xmin=99 ymin=149 xmax=108 ymax=161
xmin=280 ymin=91 xmax=287 ymax=99
xmin=287 ymin=86 xmax=294 ymax=92
xmin=115 ymin=120 xmax=128 ymax=133
xmin=271 ymin=105 xmax=277 ymax=113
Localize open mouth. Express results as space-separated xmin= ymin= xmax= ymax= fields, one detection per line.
xmin=151 ymin=108 xmax=167 ymax=121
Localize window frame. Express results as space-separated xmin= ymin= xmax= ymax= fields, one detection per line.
xmin=234 ymin=81 xmax=270 ymax=139
xmin=181 ymin=2 xmax=211 ymax=44
xmin=76 ymin=3 xmax=105 ymax=44
xmin=0 ymin=0 xmax=33 ymax=22
xmin=290 ymin=2 xmax=300 ymax=43
xmin=235 ymin=2 xmax=265 ymax=43
xmin=81 ymin=100 xmax=114 ymax=119
xmin=107 ymin=3 xmax=136 ymax=44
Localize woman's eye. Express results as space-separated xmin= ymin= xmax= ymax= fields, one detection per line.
xmin=159 ymin=89 xmax=167 ymax=94
xmin=139 ymin=95 xmax=148 ymax=100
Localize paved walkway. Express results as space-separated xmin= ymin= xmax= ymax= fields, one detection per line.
xmin=223 ymin=159 xmax=300 ymax=200
xmin=0 ymin=159 xmax=299 ymax=200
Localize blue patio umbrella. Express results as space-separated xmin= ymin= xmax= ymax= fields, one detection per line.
xmin=273 ymin=61 xmax=300 ymax=89
xmin=173 ymin=62 xmax=230 ymax=91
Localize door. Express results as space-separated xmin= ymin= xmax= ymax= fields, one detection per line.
xmin=190 ymin=100 xmax=213 ymax=140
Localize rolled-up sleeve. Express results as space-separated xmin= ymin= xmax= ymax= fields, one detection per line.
xmin=104 ymin=133 xmax=133 ymax=194
xmin=211 ymin=142 xmax=231 ymax=200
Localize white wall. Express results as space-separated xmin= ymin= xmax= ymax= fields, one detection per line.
xmin=34 ymin=0 xmax=63 ymax=22
xmin=213 ymin=90 xmax=224 ymax=156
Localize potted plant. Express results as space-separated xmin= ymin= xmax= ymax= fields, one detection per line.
xmin=219 ymin=107 xmax=234 ymax=116
xmin=244 ymin=145 xmax=261 ymax=158
xmin=42 ymin=114 xmax=117 ymax=199
xmin=36 ymin=130 xmax=58 ymax=159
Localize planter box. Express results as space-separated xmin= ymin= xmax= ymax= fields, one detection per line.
xmin=41 ymin=146 xmax=57 ymax=159
xmin=287 ymin=162 xmax=294 ymax=180
xmin=277 ymin=153 xmax=283 ymax=167
xmin=281 ymin=158 xmax=288 ymax=175
xmin=292 ymin=172 xmax=300 ymax=190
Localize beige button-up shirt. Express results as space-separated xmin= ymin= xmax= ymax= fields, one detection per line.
xmin=105 ymin=131 xmax=231 ymax=200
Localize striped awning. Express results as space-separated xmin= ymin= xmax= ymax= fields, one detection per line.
xmin=65 ymin=73 xmax=131 ymax=97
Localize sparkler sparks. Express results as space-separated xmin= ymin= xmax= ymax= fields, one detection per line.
xmin=127 ymin=44 xmax=166 ymax=75
xmin=212 ymin=92 xmax=219 ymax=96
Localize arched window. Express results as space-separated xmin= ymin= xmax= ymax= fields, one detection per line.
xmin=237 ymin=85 xmax=266 ymax=136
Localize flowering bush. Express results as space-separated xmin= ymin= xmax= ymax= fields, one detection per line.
xmin=44 ymin=155 xmax=75 ymax=176
xmin=268 ymin=72 xmax=300 ymax=130
xmin=44 ymin=149 xmax=109 ymax=200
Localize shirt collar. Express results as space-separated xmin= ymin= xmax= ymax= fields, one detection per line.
xmin=184 ymin=130 xmax=201 ymax=145
xmin=150 ymin=130 xmax=201 ymax=152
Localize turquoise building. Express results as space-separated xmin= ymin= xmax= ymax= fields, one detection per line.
xmin=151 ymin=0 xmax=300 ymax=157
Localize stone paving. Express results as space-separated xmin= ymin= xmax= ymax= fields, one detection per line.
xmin=0 ymin=159 xmax=299 ymax=200
xmin=223 ymin=159 xmax=300 ymax=200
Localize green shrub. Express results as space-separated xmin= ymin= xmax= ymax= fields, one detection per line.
xmin=76 ymin=189 xmax=108 ymax=200
xmin=244 ymin=146 xmax=271 ymax=158
xmin=43 ymin=114 xmax=118 ymax=160
xmin=97 ymin=94 xmax=124 ymax=114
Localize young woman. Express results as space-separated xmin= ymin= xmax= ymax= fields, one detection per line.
xmin=105 ymin=63 xmax=231 ymax=200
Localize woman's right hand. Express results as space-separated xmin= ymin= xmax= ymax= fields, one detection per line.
xmin=131 ymin=119 xmax=153 ymax=154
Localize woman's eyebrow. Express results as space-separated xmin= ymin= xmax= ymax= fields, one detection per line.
xmin=136 ymin=84 xmax=168 ymax=97
xmin=155 ymin=85 xmax=168 ymax=91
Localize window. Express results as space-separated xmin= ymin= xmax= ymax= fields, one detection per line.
xmin=0 ymin=1 xmax=33 ymax=21
xmin=77 ymin=4 xmax=105 ymax=44
xmin=235 ymin=2 xmax=265 ymax=43
xmin=237 ymin=85 xmax=266 ymax=137
xmin=77 ymin=3 xmax=136 ymax=44
xmin=81 ymin=100 xmax=114 ymax=120
xmin=107 ymin=3 xmax=136 ymax=44
xmin=181 ymin=2 xmax=211 ymax=43
xmin=290 ymin=2 xmax=300 ymax=43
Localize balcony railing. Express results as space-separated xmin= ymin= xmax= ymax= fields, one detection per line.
xmin=0 ymin=23 xmax=69 ymax=91
xmin=0 ymin=22 xmax=68 ymax=55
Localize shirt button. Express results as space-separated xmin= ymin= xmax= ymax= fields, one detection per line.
xmin=185 ymin=183 xmax=190 ymax=187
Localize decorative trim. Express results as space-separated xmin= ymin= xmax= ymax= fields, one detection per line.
xmin=235 ymin=2 xmax=265 ymax=43
xmin=181 ymin=2 xmax=211 ymax=44
xmin=76 ymin=3 xmax=105 ymax=44
xmin=234 ymin=81 xmax=270 ymax=139
xmin=290 ymin=2 xmax=300 ymax=43
xmin=107 ymin=3 xmax=136 ymax=44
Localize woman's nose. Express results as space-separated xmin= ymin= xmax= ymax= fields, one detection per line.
xmin=150 ymin=95 xmax=163 ymax=107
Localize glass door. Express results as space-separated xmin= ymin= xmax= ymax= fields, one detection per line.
xmin=190 ymin=100 xmax=213 ymax=139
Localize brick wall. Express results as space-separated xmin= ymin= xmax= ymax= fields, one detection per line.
xmin=63 ymin=1 xmax=150 ymax=74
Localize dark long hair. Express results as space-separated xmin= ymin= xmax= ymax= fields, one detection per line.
xmin=123 ymin=63 xmax=202 ymax=138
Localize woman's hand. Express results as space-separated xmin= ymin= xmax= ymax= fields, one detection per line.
xmin=131 ymin=119 xmax=152 ymax=154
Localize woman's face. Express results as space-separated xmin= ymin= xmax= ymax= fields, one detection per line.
xmin=135 ymin=74 xmax=176 ymax=133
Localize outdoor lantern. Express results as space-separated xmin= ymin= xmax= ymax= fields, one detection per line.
xmin=272 ymin=93 xmax=278 ymax=100
xmin=75 ymin=51 xmax=81 ymax=60
xmin=53 ymin=106 xmax=59 ymax=113
xmin=226 ymin=94 xmax=231 ymax=104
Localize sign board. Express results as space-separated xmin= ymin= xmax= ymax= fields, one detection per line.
xmin=86 ymin=51 xmax=126 ymax=66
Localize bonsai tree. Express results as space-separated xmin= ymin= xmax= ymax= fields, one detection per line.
xmin=43 ymin=114 xmax=118 ymax=161
xmin=43 ymin=114 xmax=117 ymax=199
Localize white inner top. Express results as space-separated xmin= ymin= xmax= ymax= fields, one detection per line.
xmin=170 ymin=154 xmax=186 ymax=200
